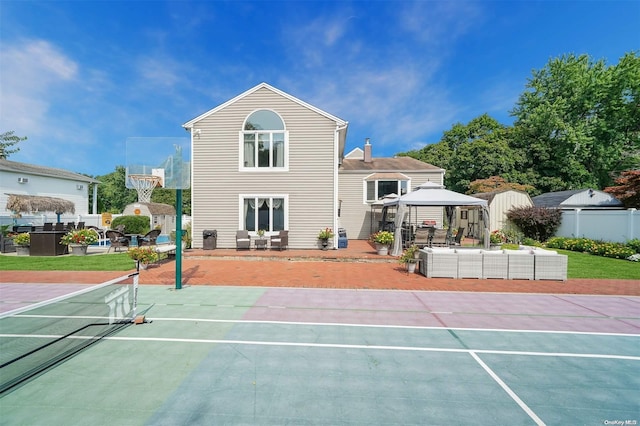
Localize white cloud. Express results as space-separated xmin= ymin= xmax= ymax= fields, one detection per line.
xmin=0 ymin=39 xmax=78 ymax=136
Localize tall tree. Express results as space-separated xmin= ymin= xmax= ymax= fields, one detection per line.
xmin=0 ymin=131 xmax=27 ymax=159
xmin=400 ymin=114 xmax=524 ymax=193
xmin=94 ymin=166 xmax=137 ymax=213
xmin=511 ymin=52 xmax=640 ymax=192
xmin=604 ymin=170 xmax=640 ymax=208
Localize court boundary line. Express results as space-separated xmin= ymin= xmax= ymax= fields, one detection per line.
xmin=6 ymin=315 xmax=640 ymax=337
xmin=3 ymin=334 xmax=639 ymax=361
xmin=135 ymin=317 xmax=640 ymax=337
xmin=470 ymin=351 xmax=545 ymax=425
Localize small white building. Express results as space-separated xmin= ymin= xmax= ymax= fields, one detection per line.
xmin=461 ymin=189 xmax=533 ymax=236
xmin=532 ymin=188 xmax=623 ymax=209
xmin=122 ymin=202 xmax=176 ymax=234
xmin=0 ymin=159 xmax=99 ymax=221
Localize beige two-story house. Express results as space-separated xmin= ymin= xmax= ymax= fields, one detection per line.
xmin=183 ymin=83 xmax=348 ymax=249
xmin=183 ymin=83 xmax=443 ymax=249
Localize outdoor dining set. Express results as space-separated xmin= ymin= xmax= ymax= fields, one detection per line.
xmin=235 ymin=230 xmax=289 ymax=251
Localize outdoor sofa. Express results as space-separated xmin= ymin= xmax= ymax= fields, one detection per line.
xmin=418 ymin=246 xmax=567 ymax=281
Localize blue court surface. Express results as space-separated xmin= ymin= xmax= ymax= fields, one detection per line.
xmin=1 ymin=283 xmax=638 ymax=425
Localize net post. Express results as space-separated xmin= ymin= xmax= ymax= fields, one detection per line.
xmin=175 ymin=189 xmax=183 ymax=290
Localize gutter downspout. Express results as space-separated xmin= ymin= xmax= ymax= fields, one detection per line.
xmin=334 ymin=123 xmax=348 ymax=249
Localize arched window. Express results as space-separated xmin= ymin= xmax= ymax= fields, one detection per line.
xmin=241 ymin=110 xmax=287 ymax=169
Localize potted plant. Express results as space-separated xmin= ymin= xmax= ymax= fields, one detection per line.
xmin=60 ymin=228 xmax=99 ymax=255
xmin=257 ymin=229 xmax=266 ymax=238
xmin=13 ymin=232 xmax=30 ymax=256
xmin=127 ymin=246 xmax=159 ymax=270
xmin=399 ymin=244 xmax=420 ymax=273
xmin=317 ymin=228 xmax=334 ymax=250
xmin=370 ymin=231 xmax=394 ymax=255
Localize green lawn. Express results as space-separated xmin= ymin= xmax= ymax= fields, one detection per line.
xmin=0 ymin=249 xmax=638 ymax=279
xmin=0 ymin=253 xmax=134 ymax=271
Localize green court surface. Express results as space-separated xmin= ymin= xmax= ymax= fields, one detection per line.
xmin=1 ymin=285 xmax=638 ymax=425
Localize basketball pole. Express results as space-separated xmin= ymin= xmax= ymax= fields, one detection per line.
xmin=175 ymin=188 xmax=183 ymax=290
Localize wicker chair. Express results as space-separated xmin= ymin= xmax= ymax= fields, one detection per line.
xmin=236 ymin=230 xmax=251 ymax=250
xmin=138 ymin=229 xmax=161 ymax=246
xmin=106 ymin=230 xmax=130 ymax=253
xmin=430 ymin=229 xmax=448 ymax=247
xmin=270 ymin=230 xmax=289 ymax=251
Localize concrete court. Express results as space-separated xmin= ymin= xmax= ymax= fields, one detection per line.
xmin=1 ymin=284 xmax=638 ymax=425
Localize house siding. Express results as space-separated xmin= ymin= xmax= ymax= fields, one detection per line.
xmin=0 ymin=170 xmax=91 ymax=217
xmin=338 ymin=171 xmax=444 ymax=239
xmin=190 ymin=87 xmax=339 ymax=249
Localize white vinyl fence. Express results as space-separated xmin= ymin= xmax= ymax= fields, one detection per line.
xmin=556 ymin=208 xmax=638 ymax=243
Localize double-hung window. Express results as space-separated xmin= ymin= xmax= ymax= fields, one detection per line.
xmin=241 ymin=196 xmax=287 ymax=232
xmin=241 ymin=110 xmax=287 ymax=170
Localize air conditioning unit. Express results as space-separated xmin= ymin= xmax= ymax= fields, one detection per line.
xmin=17 ymin=177 xmax=29 ymax=183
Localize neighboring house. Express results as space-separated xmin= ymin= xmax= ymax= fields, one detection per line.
xmin=532 ymin=189 xmax=635 ymax=243
xmin=183 ymin=83 xmax=444 ymax=249
xmin=463 ymin=190 xmax=533 ymax=235
xmin=0 ymin=159 xmax=99 ymax=218
xmin=183 ymin=83 xmax=348 ymax=249
xmin=338 ymin=140 xmax=444 ymax=239
xmin=532 ymin=189 xmax=623 ymax=209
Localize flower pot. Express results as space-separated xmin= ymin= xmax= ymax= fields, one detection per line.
xmin=406 ymin=262 xmax=417 ymax=273
xmin=69 ymin=244 xmax=88 ymax=256
xmin=375 ymin=243 xmax=389 ymax=256
xmin=320 ymin=238 xmax=329 ymax=250
xmin=15 ymin=245 xmax=30 ymax=256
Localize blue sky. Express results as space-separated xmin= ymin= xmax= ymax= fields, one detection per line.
xmin=1 ymin=0 xmax=638 ymax=176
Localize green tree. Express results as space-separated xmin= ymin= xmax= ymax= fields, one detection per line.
xmin=94 ymin=166 xmax=137 ymax=213
xmin=0 ymin=131 xmax=27 ymax=159
xmin=151 ymin=187 xmax=192 ymax=215
xmin=400 ymin=114 xmax=523 ymax=193
xmin=511 ymin=52 xmax=640 ymax=192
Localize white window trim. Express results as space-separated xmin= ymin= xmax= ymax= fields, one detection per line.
xmin=238 ymin=194 xmax=289 ymax=236
xmin=362 ymin=178 xmax=411 ymax=204
xmin=238 ymin=109 xmax=290 ymax=172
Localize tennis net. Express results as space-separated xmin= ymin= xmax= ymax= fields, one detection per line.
xmin=0 ymin=273 xmax=138 ymax=395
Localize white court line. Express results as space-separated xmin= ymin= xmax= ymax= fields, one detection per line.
xmin=2 ymin=334 xmax=639 ymax=361
xmin=146 ymin=317 xmax=640 ymax=337
xmin=470 ymin=351 xmax=545 ymax=425
xmin=7 ymin=315 xmax=640 ymax=337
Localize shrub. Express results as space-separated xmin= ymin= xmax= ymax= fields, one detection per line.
xmin=60 ymin=229 xmax=99 ymax=245
xmin=111 ymin=215 xmax=150 ymax=235
xmin=127 ymin=246 xmax=159 ymax=263
xmin=506 ymin=206 xmax=562 ymax=242
xmin=370 ymin=231 xmax=394 ymax=245
xmin=13 ymin=233 xmax=30 ymax=246
xmin=626 ymin=239 xmax=640 ymax=254
xmin=546 ymin=237 xmax=637 ymax=260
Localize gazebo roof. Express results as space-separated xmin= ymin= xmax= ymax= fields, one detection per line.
xmin=5 ymin=194 xmax=75 ymax=214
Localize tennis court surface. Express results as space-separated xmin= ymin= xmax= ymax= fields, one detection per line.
xmin=1 ymin=282 xmax=638 ymax=425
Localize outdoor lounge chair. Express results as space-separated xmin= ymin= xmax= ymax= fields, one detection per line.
xmin=138 ymin=229 xmax=161 ymax=246
xmin=430 ymin=229 xmax=448 ymax=247
xmin=43 ymin=222 xmax=53 ymax=231
xmin=413 ymin=227 xmax=432 ymax=248
xmin=236 ymin=230 xmax=251 ymax=250
xmin=106 ymin=230 xmax=130 ymax=253
xmin=54 ymin=222 xmax=65 ymax=231
xmin=270 ymin=230 xmax=288 ymax=251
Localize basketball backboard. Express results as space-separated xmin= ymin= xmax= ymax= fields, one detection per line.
xmin=125 ymin=137 xmax=190 ymax=190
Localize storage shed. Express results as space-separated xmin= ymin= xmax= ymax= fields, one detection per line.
xmin=122 ymin=202 xmax=176 ymax=234
xmin=462 ymin=189 xmax=533 ymax=235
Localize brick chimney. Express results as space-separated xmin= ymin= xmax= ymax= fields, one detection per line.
xmin=363 ymin=138 xmax=372 ymax=163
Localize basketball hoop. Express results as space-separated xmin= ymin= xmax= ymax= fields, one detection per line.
xmin=128 ymin=175 xmax=162 ymax=203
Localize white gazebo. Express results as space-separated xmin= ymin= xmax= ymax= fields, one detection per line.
xmin=383 ymin=182 xmax=490 ymax=255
